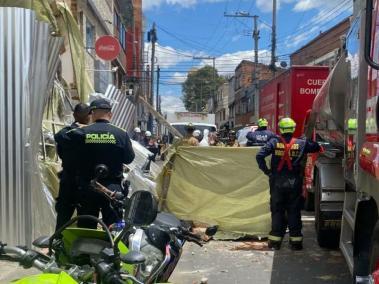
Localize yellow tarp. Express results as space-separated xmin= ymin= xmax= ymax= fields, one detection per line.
xmin=157 ymin=147 xmax=271 ymax=238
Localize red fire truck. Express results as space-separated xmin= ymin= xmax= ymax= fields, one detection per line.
xmin=259 ymin=66 xmax=329 ymax=137
xmin=305 ymin=0 xmax=379 ymax=282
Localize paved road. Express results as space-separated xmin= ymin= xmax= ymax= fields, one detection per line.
xmin=0 ymin=213 xmax=350 ymax=284
xmin=170 ymin=213 xmax=351 ymax=284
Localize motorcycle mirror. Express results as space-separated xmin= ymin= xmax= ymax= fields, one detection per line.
xmin=32 ymin=236 xmax=50 ymax=248
xmin=94 ymin=164 xmax=109 ymax=179
xmin=124 ymin=191 xmax=158 ymax=226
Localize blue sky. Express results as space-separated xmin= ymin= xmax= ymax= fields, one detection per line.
xmin=142 ymin=0 xmax=352 ymax=113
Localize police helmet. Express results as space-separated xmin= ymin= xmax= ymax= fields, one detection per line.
xmin=278 ymin=117 xmax=296 ymax=134
xmin=145 ymin=131 xmax=152 ymax=137
xmin=134 ymin=127 xmax=141 ymax=133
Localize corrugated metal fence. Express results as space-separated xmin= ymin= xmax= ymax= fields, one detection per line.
xmin=104 ymin=85 xmax=136 ymax=133
xmin=0 ymin=7 xmax=62 ymax=245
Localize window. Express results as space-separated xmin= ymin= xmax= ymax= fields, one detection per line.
xmin=86 ymin=20 xmax=95 ymax=50
xmin=114 ymin=11 xmax=127 ymax=50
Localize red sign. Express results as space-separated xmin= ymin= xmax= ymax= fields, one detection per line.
xmin=95 ymin=35 xmax=121 ymax=61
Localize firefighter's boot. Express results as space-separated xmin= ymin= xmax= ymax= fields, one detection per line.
xmin=289 ymin=236 xmax=303 ymax=250
xmin=268 ymin=240 xmax=282 ymax=250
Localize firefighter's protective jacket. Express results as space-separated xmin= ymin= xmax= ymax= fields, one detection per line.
xmin=256 ymin=134 xmax=321 ymax=175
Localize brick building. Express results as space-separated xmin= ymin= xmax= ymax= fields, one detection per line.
xmin=234 ymin=61 xmax=273 ymax=127
xmin=290 ymin=17 xmax=350 ymax=66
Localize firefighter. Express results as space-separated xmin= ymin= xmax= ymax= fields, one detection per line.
xmin=180 ymin=123 xmax=199 ymax=146
xmin=54 ymin=103 xmax=91 ymax=231
xmin=256 ymin=117 xmax=321 ymax=250
xmin=246 ymin=118 xmax=275 ymax=146
xmin=67 ymin=99 xmax=135 ymax=228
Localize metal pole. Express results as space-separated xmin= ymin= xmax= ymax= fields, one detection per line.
xmin=212 ymin=57 xmax=216 ymax=114
xmin=156 ymin=66 xmax=160 ymax=113
xmin=271 ymin=0 xmax=277 ymax=75
xmin=253 ymin=15 xmax=259 ymax=87
xmin=148 ymin=22 xmax=157 ymax=132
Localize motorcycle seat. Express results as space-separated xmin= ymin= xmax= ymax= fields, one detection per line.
xmin=153 ymin=212 xmax=181 ymax=228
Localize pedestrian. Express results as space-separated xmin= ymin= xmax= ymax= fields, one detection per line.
xmin=226 ymin=130 xmax=239 ymax=147
xmin=146 ymin=134 xmax=159 ymax=162
xmin=67 ymin=98 xmax=135 ymax=229
xmin=256 ymin=117 xmax=321 ymax=251
xmin=143 ymin=131 xmax=152 ymax=147
xmin=132 ymin=127 xmax=142 ymax=142
xmin=209 ymin=132 xmax=224 ymax=146
xmin=246 ymin=118 xmax=275 ymax=146
xmin=179 ymin=123 xmax=199 ymax=146
xmin=193 ymin=129 xmax=202 ymax=143
xmin=199 ymin=129 xmax=210 ymax=146
xmin=54 ymin=103 xmax=91 ymax=231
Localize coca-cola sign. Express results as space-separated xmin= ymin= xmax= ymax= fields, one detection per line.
xmin=95 ymin=35 xmax=121 ymax=61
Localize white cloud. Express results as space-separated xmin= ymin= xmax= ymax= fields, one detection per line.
xmin=255 ymin=0 xmax=295 ymax=13
xmin=169 ymin=72 xmax=187 ymax=84
xmin=160 ymin=93 xmax=186 ymax=113
xmin=145 ymin=43 xmax=193 ymax=68
xmin=143 ymin=0 xmax=225 ymax=10
xmin=284 ymin=0 xmax=352 ymax=48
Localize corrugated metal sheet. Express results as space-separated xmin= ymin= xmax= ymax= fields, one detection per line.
xmin=104 ymin=84 xmax=136 ymax=132
xmin=0 ymin=7 xmax=62 ymax=245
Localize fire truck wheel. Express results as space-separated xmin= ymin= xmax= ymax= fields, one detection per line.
xmin=314 ymin=171 xmax=339 ymax=248
xmin=304 ymin=192 xmax=315 ymax=211
xmin=368 ymin=226 xmax=379 ymax=282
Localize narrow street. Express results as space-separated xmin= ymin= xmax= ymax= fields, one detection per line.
xmin=170 ymin=213 xmax=350 ymax=284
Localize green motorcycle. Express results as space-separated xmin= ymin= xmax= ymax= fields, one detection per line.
xmin=0 ymin=190 xmax=159 ymax=284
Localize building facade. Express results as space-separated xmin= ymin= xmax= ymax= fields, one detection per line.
xmin=290 ymin=17 xmax=350 ymax=66
xmin=60 ymin=0 xmax=143 ymax=100
xmin=214 ymin=82 xmax=229 ymax=129
xmin=234 ymin=61 xmax=273 ymax=127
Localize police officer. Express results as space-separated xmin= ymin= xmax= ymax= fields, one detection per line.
xmin=246 ymin=118 xmax=275 ymax=146
xmin=256 ymin=117 xmax=321 ymax=250
xmin=54 ymin=103 xmax=91 ymax=231
xmin=68 ymin=98 xmax=135 ymax=228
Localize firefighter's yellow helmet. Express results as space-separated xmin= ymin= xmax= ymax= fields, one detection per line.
xmin=258 ymin=118 xmax=268 ymax=128
xmin=278 ymin=117 xmax=296 ymax=134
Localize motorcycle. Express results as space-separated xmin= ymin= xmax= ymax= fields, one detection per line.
xmin=129 ymin=213 xmax=218 ymax=283
xmin=0 ymin=189 xmax=158 ymax=284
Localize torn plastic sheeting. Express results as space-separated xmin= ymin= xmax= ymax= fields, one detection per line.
xmin=157 ymin=147 xmax=271 ymax=238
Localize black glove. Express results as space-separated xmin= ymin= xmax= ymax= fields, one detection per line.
xmin=264 ymin=169 xmax=272 ymax=177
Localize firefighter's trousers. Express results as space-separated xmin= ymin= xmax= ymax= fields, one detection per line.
xmin=268 ymin=174 xmax=303 ymax=244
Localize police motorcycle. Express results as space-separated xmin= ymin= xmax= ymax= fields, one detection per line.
xmin=125 ymin=156 xmax=218 ymax=283
xmin=128 ymin=214 xmax=217 ymax=283
xmin=0 ymin=168 xmax=159 ymax=284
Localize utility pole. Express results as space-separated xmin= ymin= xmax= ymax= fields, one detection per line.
xmin=147 ymin=22 xmax=157 ymax=132
xmin=193 ymin=56 xmax=216 ymax=113
xmin=156 ymin=66 xmax=160 ymax=113
xmin=271 ymin=0 xmax=277 ymax=75
xmin=224 ymin=12 xmax=259 ymax=86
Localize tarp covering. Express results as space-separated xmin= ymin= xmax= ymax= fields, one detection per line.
xmin=157 ymin=147 xmax=271 ymax=238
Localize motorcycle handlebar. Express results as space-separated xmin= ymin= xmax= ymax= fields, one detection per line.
xmin=2 ymin=246 xmax=53 ymax=271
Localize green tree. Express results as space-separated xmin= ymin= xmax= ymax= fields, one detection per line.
xmin=182 ymin=65 xmax=224 ymax=112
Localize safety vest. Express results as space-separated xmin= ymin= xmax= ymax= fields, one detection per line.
xmin=277 ymin=137 xmax=297 ymax=172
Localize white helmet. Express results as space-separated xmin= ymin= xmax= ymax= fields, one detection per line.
xmin=193 ymin=130 xmax=201 ymax=137
xmin=134 ymin=127 xmax=141 ymax=133
xmin=145 ymin=131 xmax=152 ymax=137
